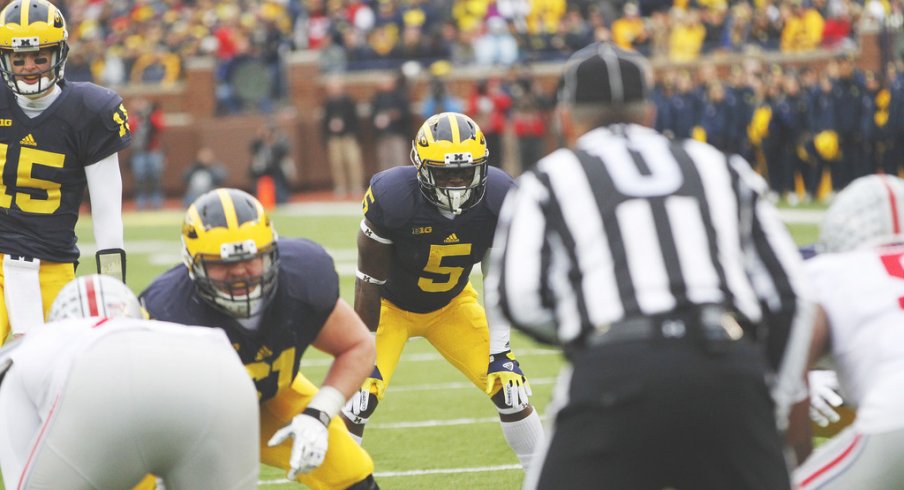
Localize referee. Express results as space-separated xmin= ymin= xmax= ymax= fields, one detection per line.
xmin=485 ymin=42 xmax=815 ymax=489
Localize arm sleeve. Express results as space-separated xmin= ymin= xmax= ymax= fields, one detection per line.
xmin=85 ymin=153 xmax=125 ymax=251
xmin=482 ymin=254 xmax=512 ymax=354
xmin=486 ymin=172 xmax=559 ymax=344
xmin=750 ymin=195 xmax=815 ymax=429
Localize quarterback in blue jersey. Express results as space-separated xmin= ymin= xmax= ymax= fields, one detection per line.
xmin=340 ymin=112 xmax=545 ymax=471
xmin=0 ymin=0 xmax=129 ymax=344
xmin=140 ymin=189 xmax=379 ymax=490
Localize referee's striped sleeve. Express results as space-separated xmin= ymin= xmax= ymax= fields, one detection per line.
xmin=731 ymin=155 xmax=815 ymax=425
xmin=486 ymin=171 xmax=559 ymax=344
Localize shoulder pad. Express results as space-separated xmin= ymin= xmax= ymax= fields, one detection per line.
xmin=483 ymin=166 xmax=515 ymax=216
xmin=139 ymin=265 xmax=192 ymax=319
xmin=0 ymin=86 xmax=11 ymax=110
xmin=277 ymin=238 xmax=339 ymax=311
xmin=65 ymin=82 xmax=127 ymax=132
xmin=365 ymin=167 xmax=420 ymax=230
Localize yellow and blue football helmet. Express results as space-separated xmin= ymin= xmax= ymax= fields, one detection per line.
xmin=411 ymin=112 xmax=489 ymax=214
xmin=814 ymin=130 xmax=840 ymax=162
xmin=0 ymin=0 xmax=69 ymax=96
xmin=182 ymin=188 xmax=279 ymax=318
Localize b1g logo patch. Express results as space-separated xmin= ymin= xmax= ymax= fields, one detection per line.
xmin=412 ymin=226 xmax=432 ymax=235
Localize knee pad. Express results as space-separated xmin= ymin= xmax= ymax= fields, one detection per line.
xmin=346 ymin=474 xmax=379 ymax=490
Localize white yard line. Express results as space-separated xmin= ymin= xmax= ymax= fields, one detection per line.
xmin=386 ymin=377 xmax=554 ymax=393
xmin=777 ymin=208 xmax=824 ymax=224
xmin=278 ymin=202 xmax=362 ymax=216
xmin=259 ymin=464 xmax=523 ymax=486
xmin=375 ymin=464 xmax=522 ymax=477
xmin=370 ymin=416 xmax=503 ymax=429
xmin=300 ymin=348 xmax=560 ymax=367
xmin=286 ymin=202 xmax=827 ymax=223
xmin=85 ymin=208 xmax=822 ymax=252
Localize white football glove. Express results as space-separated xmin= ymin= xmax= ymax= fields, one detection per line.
xmin=267 ymin=409 xmax=330 ymax=479
xmin=486 ymin=351 xmax=532 ymax=409
xmin=809 ymin=370 xmax=844 ymax=427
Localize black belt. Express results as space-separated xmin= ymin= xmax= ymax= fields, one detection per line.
xmin=585 ymin=306 xmax=745 ymax=352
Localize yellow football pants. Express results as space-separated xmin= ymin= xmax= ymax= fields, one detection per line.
xmin=262 ymin=373 xmax=375 ymax=489
xmin=375 ymin=282 xmax=497 ymax=395
xmin=0 ymin=256 xmax=74 ymax=345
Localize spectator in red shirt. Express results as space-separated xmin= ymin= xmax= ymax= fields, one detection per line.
xmin=129 ymin=98 xmax=166 ymax=210
xmin=508 ymin=66 xmax=550 ymax=174
xmin=467 ymin=76 xmax=511 ymax=168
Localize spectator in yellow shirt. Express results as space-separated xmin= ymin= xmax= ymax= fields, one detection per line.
xmin=526 ymin=0 xmax=566 ymax=35
xmin=781 ymin=0 xmax=825 ymax=52
xmin=669 ymin=8 xmax=707 ymax=62
xmin=612 ymin=3 xmax=650 ymax=52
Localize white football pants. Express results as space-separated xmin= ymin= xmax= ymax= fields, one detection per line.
xmin=795 ymin=425 xmax=904 ymax=489
xmin=0 ymin=330 xmax=260 ymax=490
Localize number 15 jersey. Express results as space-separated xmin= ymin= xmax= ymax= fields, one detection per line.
xmin=0 ymin=80 xmax=131 ymax=262
xmin=363 ymin=165 xmax=513 ymax=313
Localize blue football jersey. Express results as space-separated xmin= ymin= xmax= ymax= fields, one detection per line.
xmin=140 ymin=239 xmax=339 ymax=401
xmin=0 ymin=80 xmax=131 ymax=262
xmin=363 ymin=165 xmax=514 ymax=313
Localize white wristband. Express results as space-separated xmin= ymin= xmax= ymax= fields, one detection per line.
xmin=307 ymin=385 xmax=346 ymax=420
xmin=356 ymin=270 xmax=387 ymax=285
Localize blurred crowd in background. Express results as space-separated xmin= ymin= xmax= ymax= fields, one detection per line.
xmin=654 ymin=54 xmax=904 ymax=204
xmin=46 ymin=0 xmax=904 ymax=205
xmin=55 ymin=0 xmax=903 ymax=112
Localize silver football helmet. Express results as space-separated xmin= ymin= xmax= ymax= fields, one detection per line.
xmin=819 ymin=174 xmax=904 ymax=253
xmin=48 ymin=274 xmax=143 ymax=322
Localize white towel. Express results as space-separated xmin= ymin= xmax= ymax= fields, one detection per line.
xmin=4 ymin=255 xmax=44 ymax=335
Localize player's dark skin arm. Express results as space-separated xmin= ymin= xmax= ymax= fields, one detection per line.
xmin=786 ymin=305 xmax=832 ymax=466
xmin=808 ymin=305 xmax=831 ymax=366
xmin=787 ymin=397 xmax=813 ymax=466
xmin=354 ymin=218 xmax=393 ymax=332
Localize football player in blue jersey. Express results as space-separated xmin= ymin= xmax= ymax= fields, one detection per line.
xmin=0 ymin=0 xmax=130 ymax=345
xmin=340 ymin=112 xmax=545 ymax=471
xmin=140 ymin=188 xmax=380 ymax=490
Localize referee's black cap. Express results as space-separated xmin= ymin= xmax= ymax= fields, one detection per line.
xmin=557 ymin=42 xmax=653 ymax=106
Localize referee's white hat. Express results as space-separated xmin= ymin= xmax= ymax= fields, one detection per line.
xmin=558 ymin=42 xmax=653 ymax=106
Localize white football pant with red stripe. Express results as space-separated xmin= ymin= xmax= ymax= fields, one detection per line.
xmin=794 ymin=426 xmax=904 ymax=489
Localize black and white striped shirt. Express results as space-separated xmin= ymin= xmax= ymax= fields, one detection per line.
xmin=486 ymin=124 xmax=813 ymax=417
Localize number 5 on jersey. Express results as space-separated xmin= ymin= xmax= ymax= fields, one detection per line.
xmin=419 ymin=243 xmax=471 ymax=292
xmin=880 ymin=251 xmax=904 ymax=309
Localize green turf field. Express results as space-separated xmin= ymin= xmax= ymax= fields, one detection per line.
xmin=0 ymin=202 xmax=823 ymax=489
